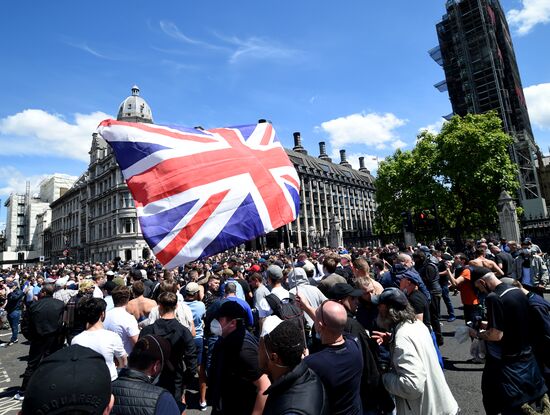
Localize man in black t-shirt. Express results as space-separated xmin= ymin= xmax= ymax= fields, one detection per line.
xmin=489 ymin=245 xmax=514 ymax=278
xmin=303 ymin=300 xmax=363 ymax=415
xmin=399 ymin=273 xmax=431 ymax=329
xmin=471 ymin=271 xmax=547 ymax=414
xmin=209 ymin=301 xmax=270 ymax=415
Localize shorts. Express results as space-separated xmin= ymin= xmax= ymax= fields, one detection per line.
xmin=194 ymin=337 xmax=204 ymax=366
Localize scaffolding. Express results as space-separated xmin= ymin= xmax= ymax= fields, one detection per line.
xmin=431 ymin=0 xmax=546 ymax=217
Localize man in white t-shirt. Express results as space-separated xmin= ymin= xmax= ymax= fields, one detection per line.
xmin=257 ymin=265 xmax=289 ymax=319
xmin=104 ymin=286 xmax=140 ymax=355
xmin=72 ymin=297 xmax=127 ymax=381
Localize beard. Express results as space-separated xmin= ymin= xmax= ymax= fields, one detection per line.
xmin=376 ymin=312 xmax=392 ymax=331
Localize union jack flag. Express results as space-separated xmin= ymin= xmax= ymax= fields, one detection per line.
xmin=96 ymin=120 xmax=300 ymax=268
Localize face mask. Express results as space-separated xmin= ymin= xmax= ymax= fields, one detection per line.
xmin=401 ymin=288 xmax=409 ymax=295
xmin=210 ymin=319 xmax=223 ymax=337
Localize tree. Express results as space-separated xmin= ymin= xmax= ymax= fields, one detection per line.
xmin=375 ymin=111 xmax=519 ymax=244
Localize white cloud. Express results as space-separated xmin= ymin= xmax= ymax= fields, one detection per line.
xmin=218 ymin=34 xmax=300 ymax=64
xmin=319 ymin=112 xmax=407 ymax=149
xmin=159 ymin=21 xmax=228 ymax=51
xmin=418 ymin=118 xmax=446 ymax=135
xmin=525 ymin=83 xmax=550 ymax=130
xmin=0 ymin=109 xmax=112 ymax=162
xmin=507 ymin=0 xmax=550 ymax=35
xmin=0 ymin=166 xmax=73 ymax=201
xmin=391 ymin=139 xmax=407 ymax=149
xmin=158 ymin=21 xmax=300 ymax=64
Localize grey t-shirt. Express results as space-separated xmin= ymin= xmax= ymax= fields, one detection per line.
xmin=253 ymin=284 xmax=270 ymax=309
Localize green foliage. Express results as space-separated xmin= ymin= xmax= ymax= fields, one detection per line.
xmin=374 ymin=111 xmax=519 ymax=240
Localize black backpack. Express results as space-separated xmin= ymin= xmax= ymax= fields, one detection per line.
xmin=265 ymin=293 xmax=304 ymax=329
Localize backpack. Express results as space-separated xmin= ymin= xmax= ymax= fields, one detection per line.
xmin=265 ymin=293 xmax=305 ymax=330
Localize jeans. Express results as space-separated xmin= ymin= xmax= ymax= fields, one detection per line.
xmin=441 ymin=284 xmax=455 ymax=317
xmin=7 ymin=310 xmax=21 ymax=342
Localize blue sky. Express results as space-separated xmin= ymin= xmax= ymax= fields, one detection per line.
xmin=1 ymin=0 xmax=549 ymax=226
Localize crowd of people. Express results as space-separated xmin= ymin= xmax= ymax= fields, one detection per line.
xmin=0 ymin=236 xmax=549 ymax=414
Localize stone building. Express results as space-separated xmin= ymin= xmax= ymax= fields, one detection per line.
xmin=1 ymin=174 xmax=75 ymax=264
xmin=47 ymin=86 xmax=377 ymax=264
xmin=50 ymin=86 xmax=151 ymax=263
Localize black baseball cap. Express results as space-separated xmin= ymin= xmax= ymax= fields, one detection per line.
xmin=328 ymin=283 xmax=363 ymax=300
xmin=22 ymin=345 xmax=111 ymax=415
xmin=371 ymin=287 xmax=409 ymax=310
xmin=216 ymin=300 xmax=248 ymax=320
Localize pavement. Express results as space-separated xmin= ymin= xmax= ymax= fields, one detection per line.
xmin=2 ymin=292 xmax=548 ymax=414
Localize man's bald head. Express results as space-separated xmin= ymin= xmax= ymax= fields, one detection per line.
xmin=316 ymin=300 xmax=347 ymax=335
xmin=396 ymin=253 xmax=413 ymax=268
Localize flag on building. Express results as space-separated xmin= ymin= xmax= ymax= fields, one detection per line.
xmin=96 ymin=120 xmax=300 ymax=268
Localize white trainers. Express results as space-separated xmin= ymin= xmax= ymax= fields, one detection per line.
xmin=199 ymin=401 xmax=207 ymax=411
xmin=13 ymin=393 xmax=24 ymax=401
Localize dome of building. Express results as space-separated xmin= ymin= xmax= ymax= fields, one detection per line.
xmin=117 ymin=85 xmax=153 ymax=123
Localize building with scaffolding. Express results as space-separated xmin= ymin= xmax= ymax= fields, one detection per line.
xmin=430 ymin=0 xmax=547 ymax=219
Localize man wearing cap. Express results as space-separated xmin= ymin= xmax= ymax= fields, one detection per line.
xmin=470 ymin=271 xmax=548 ymax=413
xmin=257 ymin=265 xmax=290 ymax=320
xmin=303 ymin=300 xmax=363 ymax=415
xmin=511 ymin=242 xmax=548 ymax=293
xmin=259 ymin=316 xmax=329 ymax=415
xmin=209 ymin=300 xmax=270 ymax=415
xmin=15 ymin=283 xmax=65 ymax=401
xmin=372 ymin=288 xmax=458 ymax=415
xmin=21 ymin=344 xmax=114 ymax=415
xmin=112 ymin=335 xmax=181 ymax=414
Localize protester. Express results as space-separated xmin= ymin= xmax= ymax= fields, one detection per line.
xmin=511 ymin=242 xmax=549 ymax=291
xmin=209 ymin=300 xmax=270 ymax=414
xmin=372 ymin=287 xmax=459 ymax=415
xmin=20 ymin=345 xmax=114 ymax=415
xmin=15 ymin=283 xmax=65 ymax=401
xmin=126 ymin=280 xmax=157 ymax=322
xmin=470 ymin=271 xmax=548 ymax=414
xmin=104 ymin=285 xmax=140 ymax=355
xmin=304 ymin=300 xmax=363 ymax=415
xmin=2 ymin=280 xmax=24 ymax=347
xmin=71 ymin=297 xmax=127 ymax=381
xmin=64 ymin=279 xmax=95 ymax=343
xmin=141 ymin=291 xmax=197 ymax=405
xmin=259 ymin=316 xmax=329 ymax=415
xmin=111 ymin=335 xmax=181 ymax=415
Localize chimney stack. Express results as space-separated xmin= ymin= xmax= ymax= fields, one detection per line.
xmin=318 ymin=141 xmax=331 ymax=162
xmin=358 ymin=156 xmax=369 ymax=173
xmin=340 ymin=149 xmax=352 ymax=168
xmin=292 ymin=132 xmax=307 ymax=154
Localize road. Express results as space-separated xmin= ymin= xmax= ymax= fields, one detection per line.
xmin=3 ymin=293 xmax=547 ymax=414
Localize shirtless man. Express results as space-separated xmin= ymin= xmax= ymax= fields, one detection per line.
xmin=469 ymin=247 xmax=504 ymax=277
xmin=126 ymin=280 xmax=157 ymax=322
